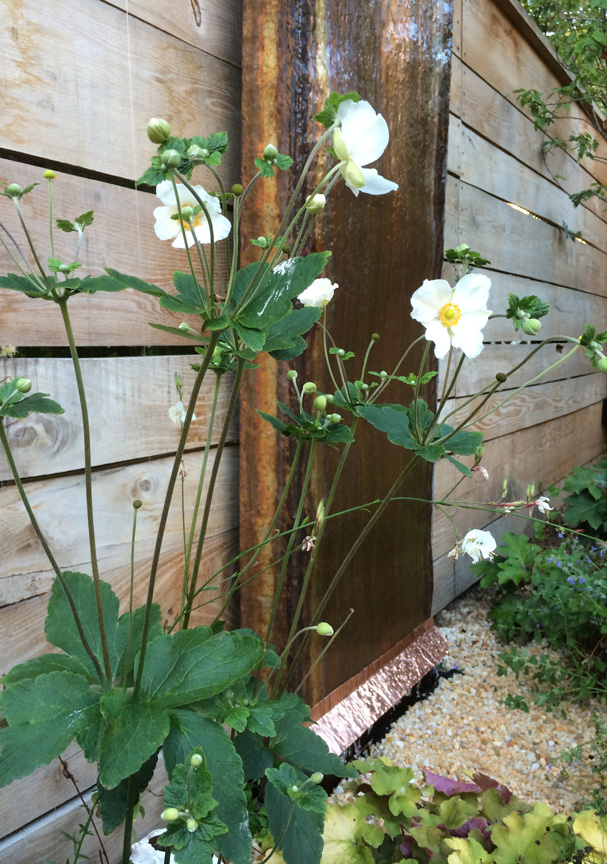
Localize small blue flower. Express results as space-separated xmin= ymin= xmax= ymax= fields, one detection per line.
xmin=558 ymin=532 xmax=563 ymax=538
xmin=547 ymin=558 xmax=552 ymax=564
xmin=567 ymin=576 xmax=575 ymax=585
xmin=579 ymin=576 xmax=586 ymax=584
xmin=557 ymin=561 xmax=561 ymax=567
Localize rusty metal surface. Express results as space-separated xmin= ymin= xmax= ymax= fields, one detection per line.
xmin=239 ymin=0 xmax=453 ymax=700
xmin=312 ymin=623 xmax=448 ymax=754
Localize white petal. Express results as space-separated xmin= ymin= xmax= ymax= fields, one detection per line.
xmin=451 ymin=323 xmax=484 ymax=358
xmin=154 ymin=207 xmax=180 ymax=241
xmin=424 ymin=321 xmax=452 ymax=358
xmin=192 ymin=212 xmax=232 ymax=245
xmin=452 ymin=273 xmax=491 ymax=313
xmin=358 ymin=167 xmax=398 ymax=196
xmin=338 ymin=101 xmax=388 ymax=164
xmin=410 ymin=279 xmax=452 ymax=322
xmin=156 ymin=180 xmax=177 ymax=206
xmin=171 ymin=231 xmax=194 ymax=249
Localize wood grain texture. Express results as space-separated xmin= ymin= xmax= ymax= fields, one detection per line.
xmin=446 ymin=177 xmax=607 ymax=297
xmin=102 ymin=0 xmax=243 ymax=66
xmin=0 ymin=357 xmax=236 ymax=480
xmin=1 ymin=0 xmax=241 ymax=183
xmin=431 ymin=402 xmax=606 ymax=559
xmin=0 ymin=446 xmax=238 ymax=612
xmin=0 ymin=157 xmax=232 ymax=345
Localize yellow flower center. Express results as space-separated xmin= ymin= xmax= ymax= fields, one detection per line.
xmin=439 ymin=302 xmax=462 ymax=328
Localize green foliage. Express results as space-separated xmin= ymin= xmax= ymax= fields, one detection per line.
xmin=555 ymin=458 xmax=607 ymax=535
xmin=444 ymin=244 xmax=491 ymax=269
xmin=0 ymin=378 xmax=64 ymax=418
xmin=258 ymin=399 xmax=354 ymax=447
xmin=505 ymin=294 xmax=551 ymax=331
xmin=56 ymin=211 xmax=94 ymax=233
xmin=315 ymin=92 xmax=361 ymax=128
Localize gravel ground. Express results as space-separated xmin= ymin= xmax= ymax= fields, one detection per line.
xmin=358 ymin=587 xmax=603 ymax=813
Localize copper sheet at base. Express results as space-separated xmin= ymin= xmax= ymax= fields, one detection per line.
xmin=311 ymin=622 xmax=448 ymax=754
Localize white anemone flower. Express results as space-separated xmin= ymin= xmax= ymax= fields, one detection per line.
xmin=131 ymin=830 xmax=175 ymax=864
xmin=460 ymin=529 xmax=497 ymax=563
xmin=410 ymin=273 xmax=492 ymax=359
xmin=154 ymin=180 xmax=231 ymax=248
xmin=297 ymin=278 xmax=338 ymax=308
xmin=168 ymin=400 xmax=196 ymax=424
xmin=333 ymin=100 xmax=399 ymax=197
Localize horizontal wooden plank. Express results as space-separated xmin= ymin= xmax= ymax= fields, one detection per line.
xmin=0 ymin=357 xmax=236 ymax=480
xmin=0 ymin=157 xmax=231 ymax=345
xmin=103 ymin=0 xmax=242 ymax=67
xmin=0 ymin=761 xmax=167 ymax=863
xmin=461 ymin=0 xmax=607 ymax=187
xmin=451 ymin=57 xmax=607 ymax=227
xmin=1 ymin=0 xmax=241 ymax=183
xmin=0 ymin=446 xmax=238 ymax=612
xmin=442 ymin=373 xmax=607 ymax=442
xmin=448 ymin=117 xmax=607 ymax=250
xmin=446 ymin=177 xmax=607 ymax=297
xmin=431 ymin=402 xmax=606 ymax=559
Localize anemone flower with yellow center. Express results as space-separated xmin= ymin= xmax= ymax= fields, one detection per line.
xmin=410 ymin=273 xmax=492 ymax=359
xmin=153 ymin=180 xmax=231 ymax=249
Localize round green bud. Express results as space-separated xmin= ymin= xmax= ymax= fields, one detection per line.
xmin=515 ymin=309 xmax=528 ymax=320
xmin=360 ymin=383 xmax=369 ymax=391
xmin=316 ymin=622 xmax=334 ymax=637
xmin=15 ymin=377 xmax=31 ymax=393
xmin=379 ymin=370 xmax=388 ymax=379
xmin=522 ymin=318 xmax=542 ymax=336
xmin=243 ymin=697 xmax=250 ymax=706
xmin=337 ymin=349 xmax=346 ymax=357
xmin=281 ymin=243 xmax=291 ymax=255
xmin=289 ymin=785 xmax=299 ymax=794
xmin=325 ymin=394 xmax=334 ymax=404
xmin=310 ymin=772 xmax=323 ymax=785
xmin=161 ymin=149 xmax=182 ymax=169
xmin=186 ymin=818 xmax=199 ymax=833
xmin=44 ymin=170 xmax=56 ymax=180
xmin=313 ymin=395 xmax=327 ymax=412
xmin=187 ymin=144 xmax=209 ymax=161
xmin=330 ymin=413 xmax=342 ymax=424
xmin=495 ymin=372 xmax=508 ymax=383
xmin=231 ymin=183 xmax=244 ymax=196
xmin=590 ymin=340 xmax=599 ymax=351
xmin=133 ymin=499 xmax=143 ymax=509
xmin=5 ymin=183 xmax=22 ymax=198
xmin=190 ymin=753 xmax=203 ymax=767
xmin=302 ymin=382 xmax=316 ymax=393
xmin=180 ymin=205 xmax=194 ymax=222
xmin=147 ymin=117 xmax=172 ymax=144
xmin=162 ymin=808 xmax=180 ymax=822
xmin=263 ymin=144 xmax=279 ymax=161
xmin=371 ymin=333 xmax=380 ymax=341
xmin=59 ymin=264 xmax=71 ymax=273
xmin=178 ymin=322 xmax=190 ymax=331
xmin=257 ymin=236 xmax=268 ymax=246
xmin=305 ymin=193 xmax=326 ymax=213
xmin=598 ymin=356 xmax=607 ymax=374
xmin=287 ymin=369 xmax=298 ymax=380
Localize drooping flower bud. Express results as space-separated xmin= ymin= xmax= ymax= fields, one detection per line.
xmin=371 ymin=333 xmax=380 ymax=341
xmin=186 ymin=818 xmax=198 ymax=833
xmin=187 ymin=144 xmax=209 ymax=162
xmin=15 ymin=377 xmax=31 ymax=393
xmin=231 ymin=184 xmax=244 ymax=196
xmin=316 ymin=622 xmax=334 ymax=637
xmin=330 ymin=413 xmax=342 ymax=424
xmin=287 ymin=370 xmax=298 ymax=380
xmin=305 ymin=193 xmax=326 ymax=213
xmin=522 ymin=318 xmax=541 ymax=336
xmin=310 ymin=772 xmax=324 ymax=784
xmin=302 ymin=382 xmax=316 ymax=393
xmin=147 ymin=117 xmax=172 ymax=144
xmin=161 ymin=149 xmax=182 ymax=169
xmin=263 ymin=144 xmax=279 ymax=161
xmin=178 ymin=322 xmax=190 ymax=331
xmin=190 ymin=753 xmax=203 ymax=767
xmin=161 ymin=808 xmax=180 ymax=822
xmin=313 ymin=395 xmax=327 ymax=412
xmin=598 ymin=356 xmax=607 ymax=373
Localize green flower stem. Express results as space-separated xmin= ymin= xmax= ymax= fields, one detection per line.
xmin=191 ymin=226 xmax=213 ymax=305
xmin=286 ymin=454 xmax=421 ymax=683
xmin=320 ymin=313 xmax=341 ymax=392
xmin=0 ymin=422 xmax=105 ymax=684
xmin=422 ymin=351 xmax=466 ymax=444
xmin=368 ymin=334 xmax=427 ymax=404
xmin=134 ymin=330 xmax=221 ymax=694
xmin=170 ymin=175 xmax=205 ymax=304
xmin=223 ymin=194 xmax=240 ymax=309
xmin=12 ymin=200 xmax=49 ymax=283
xmin=122 ymin=503 xmax=140 ymax=689
xmin=0 ymin=233 xmax=29 ymax=278
xmin=182 ymin=372 xmax=223 ymax=609
xmin=207 ymin=165 xmax=228 ymax=294
xmin=413 ymin=342 xmax=431 ymax=438
xmin=120 ymin=774 xmax=139 ymax=864
xmin=181 ymin=357 xmax=245 ymax=630
xmin=264 ymin=440 xmax=317 ymax=647
xmin=180 ymin=472 xmax=188 ymax=606
xmin=359 ymin=334 xmax=378 ymax=381
xmin=291 ymin=172 xmax=341 ymax=258
xmin=174 ymin=170 xmax=216 ymax=306
xmin=258 ymin=800 xmax=297 ymax=864
xmin=294 ymin=607 xmax=354 ymax=694
xmin=59 ymin=298 xmax=112 ymax=683
xmin=47 ymin=177 xmax=55 ymax=259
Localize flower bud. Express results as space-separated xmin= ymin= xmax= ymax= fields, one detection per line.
xmin=186 ymin=818 xmax=198 ymax=833
xmin=360 ymin=383 xmax=369 ymax=391
xmin=190 ymin=753 xmax=203 ymax=767
xmin=337 ymin=349 xmax=345 ymax=357
xmin=162 ymin=808 xmax=180 ymax=822
xmin=59 ymin=264 xmax=71 ymax=273
xmin=180 ymin=205 xmax=194 ymax=222
xmin=281 ymin=242 xmax=291 ymax=255
xmin=287 ymin=370 xmax=298 ymax=380
xmin=598 ymin=356 xmax=607 ymax=373
xmin=256 ymin=236 xmax=269 ymax=247
xmin=263 ymin=144 xmax=279 ymax=161
xmin=231 ymin=184 xmax=244 ymax=196
xmin=305 ymin=193 xmax=326 ymax=213
xmin=310 ymin=772 xmax=323 ymax=784
xmin=371 ymin=333 xmax=380 ymax=341
xmin=5 ymin=183 xmax=22 ymax=199
xmin=316 ymin=622 xmax=334 ymax=637
xmin=147 ymin=117 xmax=171 ymax=144
xmin=15 ymin=377 xmax=31 ymax=393
xmin=302 ymin=382 xmax=316 ymax=393
xmin=133 ymin=499 xmax=143 ymax=509
xmin=330 ymin=413 xmax=342 ymax=424
xmin=313 ymin=395 xmax=327 ymax=412
xmin=495 ymin=372 xmax=508 ymax=383
xmin=44 ymin=170 xmax=56 ymax=180
xmin=325 ymin=394 xmax=334 ymax=404
xmin=187 ymin=144 xmax=209 ymax=161
xmin=379 ymin=370 xmax=388 ymax=380
xmin=161 ymin=149 xmax=182 ymax=169
xmin=178 ymin=322 xmax=190 ymax=331
xmin=522 ymin=318 xmax=542 ymax=336
xmin=590 ymin=340 xmax=599 ymax=351
xmin=515 ymin=309 xmax=528 ymax=320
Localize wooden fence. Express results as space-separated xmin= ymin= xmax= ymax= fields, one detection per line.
xmin=432 ymin=0 xmax=607 ymax=613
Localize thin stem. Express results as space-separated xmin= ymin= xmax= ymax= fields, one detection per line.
xmin=120 ymin=775 xmax=139 ymax=864
xmin=134 ymin=330 xmax=221 ymax=694
xmin=174 ymin=170 xmax=216 ymax=304
xmin=170 ymin=175 xmax=203 ymax=300
xmin=207 ymin=165 xmax=228 ymax=295
xmin=47 ymin=178 xmax=56 ymax=259
xmin=122 ymin=503 xmax=140 ymax=687
xmin=320 ymin=314 xmax=341 ymax=393
xmin=368 ymin=334 xmax=427 ymax=404
xmin=0 ymin=423 xmax=105 ymax=683
xmin=58 ymin=757 xmax=110 ymax=864
xmin=294 ymin=608 xmax=355 ymax=694
xmin=13 ymin=200 xmax=49 ymax=282
xmin=181 ymin=358 xmax=245 ymax=630
xmin=359 ymin=335 xmax=377 ymax=381
xmin=59 ymin=298 xmax=112 ymax=682
xmin=413 ymin=343 xmax=431 ymax=439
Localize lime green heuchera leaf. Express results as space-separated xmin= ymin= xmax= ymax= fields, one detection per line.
xmin=320 ymin=801 xmax=382 ymax=864
xmin=444 ymin=836 xmax=492 ymax=864
xmin=353 ymin=758 xmax=421 ymax=817
xmin=572 ymin=810 xmax=607 ymax=859
xmin=491 ymin=803 xmax=559 ymax=864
